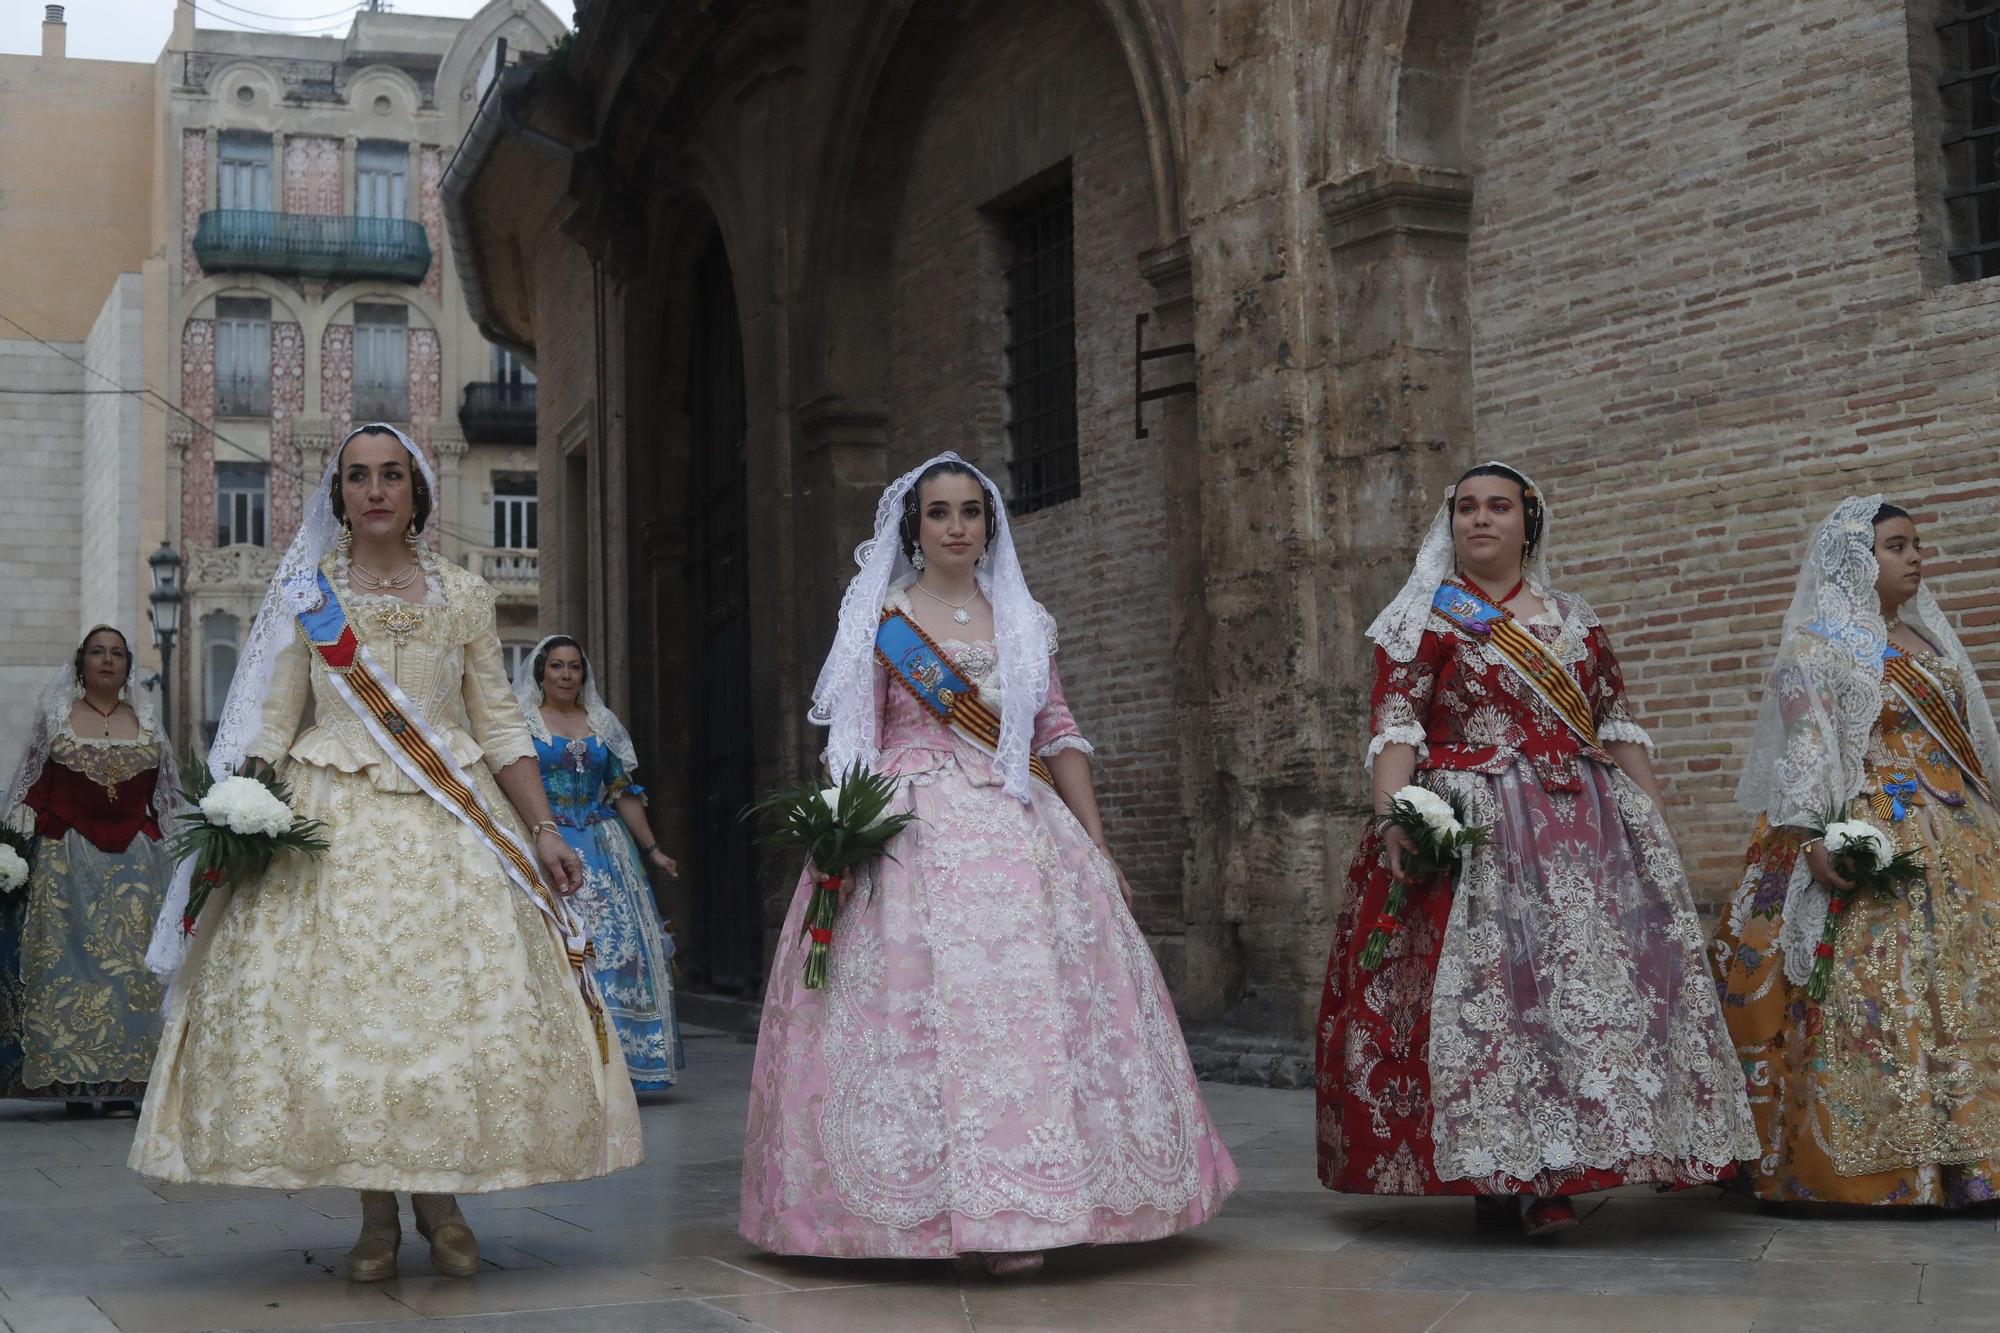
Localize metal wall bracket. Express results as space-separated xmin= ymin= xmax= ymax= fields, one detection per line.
xmin=1134 ymin=312 xmax=1195 ymax=439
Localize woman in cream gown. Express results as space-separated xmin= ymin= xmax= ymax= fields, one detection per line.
xmin=130 ymin=425 xmax=640 ymax=1282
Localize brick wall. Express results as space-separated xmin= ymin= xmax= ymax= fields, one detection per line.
xmin=1466 ymin=0 xmax=2000 ymax=905
xmin=882 ymin=0 xmax=1186 ymax=947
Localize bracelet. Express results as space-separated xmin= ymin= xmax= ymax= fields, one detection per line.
xmin=1799 ymin=836 xmax=1823 ymax=855
xmin=638 ymin=841 xmax=659 ymax=856
xmin=530 ymin=820 xmax=559 ymax=837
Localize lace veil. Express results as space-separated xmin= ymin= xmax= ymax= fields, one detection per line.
xmin=145 ymin=423 xmax=440 ymax=982
xmin=1366 ymin=460 xmax=1556 ymax=664
xmin=809 ymin=451 xmax=1054 ymax=803
xmin=1737 ymin=494 xmax=2000 ymax=983
xmin=2 ymin=631 xmax=180 ymax=836
xmin=511 ymin=634 xmax=639 ymax=771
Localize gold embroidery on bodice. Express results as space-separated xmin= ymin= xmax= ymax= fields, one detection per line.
xmin=50 ymin=727 xmax=160 ymax=800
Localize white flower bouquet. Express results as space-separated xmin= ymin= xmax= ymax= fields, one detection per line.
xmin=1803 ymin=814 xmax=1924 ymax=1002
xmin=1358 ymin=784 xmax=1491 ymax=971
xmin=167 ymin=755 xmax=329 ymax=934
xmin=0 ymin=842 xmax=28 ymax=894
xmin=748 ymin=763 xmax=919 ymax=989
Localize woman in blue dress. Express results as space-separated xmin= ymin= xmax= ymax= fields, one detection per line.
xmin=514 ymin=637 xmax=684 ymax=1089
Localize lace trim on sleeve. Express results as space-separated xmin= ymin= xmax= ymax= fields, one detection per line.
xmin=1366 ymin=724 xmax=1429 ymax=770
xmin=1597 ymin=718 xmax=1655 ymax=753
xmin=1036 ymin=734 xmax=1094 ymax=760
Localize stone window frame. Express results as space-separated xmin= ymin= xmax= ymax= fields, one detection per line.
xmin=201 ymin=610 xmax=241 ymax=744
xmin=352 ymin=302 xmax=410 ymax=421
xmin=217 ymin=130 xmax=273 ymax=213
xmin=214 ymin=460 xmax=268 ymax=549
xmin=214 ymin=296 xmax=272 ymax=418
xmin=355 ymin=140 xmax=410 ymax=221
xmin=993 ymin=164 xmax=1081 ymax=516
xmin=491 ymin=471 xmax=538 ymax=550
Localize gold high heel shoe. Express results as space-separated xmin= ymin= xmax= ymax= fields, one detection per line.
xmin=412 ymin=1192 xmax=479 ymax=1277
xmin=344 ymin=1190 xmax=400 ymax=1283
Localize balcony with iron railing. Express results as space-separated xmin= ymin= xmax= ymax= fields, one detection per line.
xmin=353 ymin=379 xmax=409 ymax=423
xmin=458 ymin=381 xmax=537 ymax=445
xmin=215 ymin=373 xmax=271 ymax=418
xmin=474 ymin=547 xmax=539 ymax=604
xmin=192 ymin=210 xmax=432 ymax=285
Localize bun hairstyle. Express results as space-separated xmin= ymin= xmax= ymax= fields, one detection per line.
xmin=1872 ymin=502 xmax=1912 ymax=526
xmin=329 ymin=425 xmax=433 ymax=533
xmin=532 ymin=635 xmax=584 ymax=688
xmin=73 ymin=624 xmax=133 ymax=688
xmin=1453 ymin=462 xmax=1544 ymax=559
xmin=899 ymin=458 xmax=999 ymax=562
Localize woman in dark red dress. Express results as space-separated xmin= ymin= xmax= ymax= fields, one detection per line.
xmin=0 ymin=627 xmax=173 ymax=1114
xmin=1314 ymin=464 xmax=1754 ymax=1235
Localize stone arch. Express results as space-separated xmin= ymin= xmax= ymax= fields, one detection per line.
xmin=436 ymin=0 xmax=567 ymax=127
xmin=179 ymin=274 xmax=310 ymax=330
xmin=344 ymin=65 xmax=425 ymax=122
xmin=798 ymin=0 xmax=1187 ymax=410
xmin=198 ymin=59 xmax=284 ymax=111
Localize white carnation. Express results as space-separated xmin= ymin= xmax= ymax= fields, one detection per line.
xmin=0 ymin=845 xmax=26 ymax=893
xmin=1394 ymin=785 xmax=1462 ymax=838
xmin=1824 ymin=819 xmax=1891 ymax=870
xmin=200 ymin=776 xmax=295 ymax=839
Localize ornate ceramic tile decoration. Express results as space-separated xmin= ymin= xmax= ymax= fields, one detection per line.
xmin=421 ymin=146 xmax=446 ymax=301
xmin=181 ymin=130 xmax=207 ymax=285
xmin=269 ymin=321 xmax=306 ymax=544
xmin=180 ymin=319 xmax=216 ymax=549
xmin=283 ymin=135 xmax=344 ymax=216
xmin=321 ymin=321 xmax=354 ymax=447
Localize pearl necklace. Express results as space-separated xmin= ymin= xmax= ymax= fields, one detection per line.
xmin=912 ymin=579 xmax=980 ymax=625
xmin=349 ymin=559 xmax=420 ymax=592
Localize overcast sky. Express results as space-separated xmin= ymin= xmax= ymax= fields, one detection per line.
xmin=2 ymin=1 xmax=573 ymax=63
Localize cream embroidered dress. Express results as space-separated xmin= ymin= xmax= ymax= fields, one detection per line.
xmin=130 ymin=554 xmax=642 ymax=1191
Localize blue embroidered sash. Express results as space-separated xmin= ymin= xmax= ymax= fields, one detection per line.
xmin=875 ymin=610 xmax=1054 ymax=788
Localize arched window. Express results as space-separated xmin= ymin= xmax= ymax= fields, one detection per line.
xmin=202 ymin=611 xmax=240 ymax=745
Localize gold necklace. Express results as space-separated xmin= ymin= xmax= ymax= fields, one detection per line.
xmin=80 ymin=696 xmax=118 ymax=737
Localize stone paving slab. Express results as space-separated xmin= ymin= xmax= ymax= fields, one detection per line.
xmin=0 ymin=1026 xmax=1994 ymax=1331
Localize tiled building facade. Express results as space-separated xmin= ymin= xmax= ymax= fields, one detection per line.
xmin=0 ymin=1 xmax=563 ymax=763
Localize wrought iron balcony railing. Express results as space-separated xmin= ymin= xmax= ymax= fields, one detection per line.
xmin=458 ymin=381 xmax=537 ymax=445
xmin=192 ymin=210 xmax=432 ymax=284
xmin=215 ymin=374 xmax=271 ymax=417
xmin=353 ymin=380 xmax=409 ymax=423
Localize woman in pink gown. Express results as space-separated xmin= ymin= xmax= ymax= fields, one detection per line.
xmin=739 ymin=454 xmax=1238 ymax=1273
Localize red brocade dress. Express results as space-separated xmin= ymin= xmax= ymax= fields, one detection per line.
xmin=1315 ymin=587 xmax=1755 ymax=1196
xmin=0 ymin=721 xmax=169 ymax=1099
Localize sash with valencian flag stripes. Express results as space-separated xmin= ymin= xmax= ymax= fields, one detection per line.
xmin=1430 ymin=582 xmax=1601 ymax=750
xmin=293 ymin=568 xmax=609 ymax=1061
xmin=875 ymin=610 xmax=1055 ymax=789
xmin=1803 ymin=619 xmax=1993 ymax=801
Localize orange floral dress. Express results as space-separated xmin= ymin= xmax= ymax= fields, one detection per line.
xmin=1712 ymin=644 xmax=2000 ymax=1205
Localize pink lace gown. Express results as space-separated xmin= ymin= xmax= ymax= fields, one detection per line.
xmin=738 ymin=638 xmax=1239 ymax=1257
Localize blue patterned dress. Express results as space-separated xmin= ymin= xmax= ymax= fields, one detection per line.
xmin=533 ymin=733 xmax=684 ymax=1089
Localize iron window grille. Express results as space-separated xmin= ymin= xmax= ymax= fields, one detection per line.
xmin=1001 ymin=176 xmax=1080 ymax=514
xmin=1939 ymin=3 xmax=2000 ymax=280
xmin=215 ymin=461 xmax=268 ymax=547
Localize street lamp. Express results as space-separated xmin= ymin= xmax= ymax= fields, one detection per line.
xmin=147 ymin=542 xmax=184 ymax=743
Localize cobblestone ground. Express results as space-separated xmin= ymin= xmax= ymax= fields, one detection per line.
xmin=0 ymin=1027 xmax=1993 ymax=1332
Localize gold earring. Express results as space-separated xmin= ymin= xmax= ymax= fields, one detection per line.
xmin=337 ymin=522 xmax=354 ymax=555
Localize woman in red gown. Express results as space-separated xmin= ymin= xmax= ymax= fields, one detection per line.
xmin=1314 ymin=464 xmax=1754 ymax=1236
xmin=0 ymin=627 xmax=173 ymax=1114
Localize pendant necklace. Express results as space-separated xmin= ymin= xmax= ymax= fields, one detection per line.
xmin=80 ymin=696 xmax=118 ymax=737
xmin=913 ymin=579 xmax=980 ymax=626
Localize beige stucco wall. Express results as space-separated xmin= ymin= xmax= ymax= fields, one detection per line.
xmin=0 ymin=48 xmax=155 ymax=341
